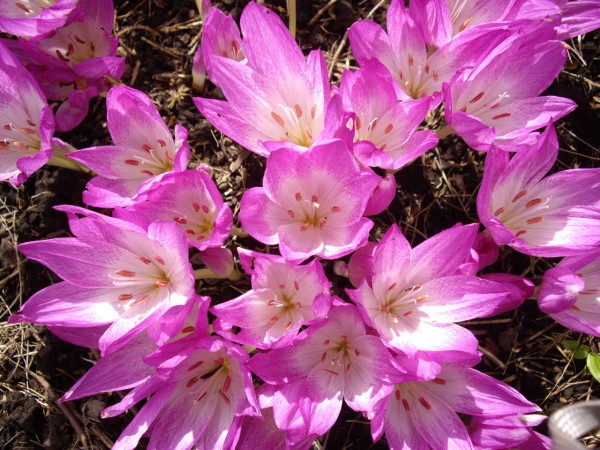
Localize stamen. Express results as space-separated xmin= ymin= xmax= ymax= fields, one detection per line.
xmin=294 ymin=280 xmax=300 ymax=290
xmin=155 ymin=280 xmax=169 ymax=287
xmin=459 ymin=17 xmax=473 ymax=31
xmin=271 ymin=111 xmax=285 ymax=128
xmin=181 ymin=326 xmax=195 ymax=333
xmin=222 ymin=375 xmax=232 ymax=394
xmin=424 ymin=64 xmax=430 ymax=74
xmin=418 ymin=397 xmax=431 ymax=409
xmin=515 ymin=230 xmax=527 ymax=237
xmin=403 ymin=311 xmax=413 ymax=316
xmin=142 ymin=144 xmax=152 ymax=152
xmin=118 ymin=294 xmax=133 ymax=301
xmin=433 ymin=70 xmax=439 ymax=81
xmin=432 ymin=377 xmax=446 ymax=385
xmin=311 ymin=194 xmax=318 ymax=203
xmin=323 ymin=339 xmax=330 ymax=346
xmin=0 ymin=142 xmax=8 ymax=150
xmin=388 ymin=283 xmax=397 ymax=291
xmin=115 ymin=269 xmax=136 ymax=277
xmin=141 ymin=170 xmax=154 ymax=177
xmin=154 ymin=255 xmax=166 ymax=265
xmin=494 ymin=207 xmax=505 ymax=216
xmin=581 ymin=289 xmax=598 ymax=295
xmin=367 ymin=118 xmax=378 ymax=131
xmin=15 ymin=3 xmax=31 ymax=13
xmin=195 ymin=391 xmax=208 ymax=403
xmin=131 ymin=295 xmax=150 ymax=306
xmin=125 ymin=159 xmax=140 ymax=166
xmin=355 ymin=116 xmax=362 ymax=130
xmin=220 ymin=391 xmax=231 ymax=404
xmin=408 ymin=54 xmax=414 ymax=66
xmin=415 ymin=295 xmax=428 ymax=302
xmin=55 ymin=49 xmax=68 ymax=62
xmin=322 ymin=369 xmax=339 ymax=376
xmin=526 ymin=217 xmax=544 ymax=225
xmin=202 ymin=205 xmax=210 ymax=214
xmin=492 ymin=113 xmax=511 ymax=120
xmin=395 ymin=390 xmax=401 ymax=401
xmin=193 ymin=202 xmax=200 ymax=212
xmin=174 ymin=216 xmax=188 ymax=224
xmin=186 ymin=376 xmax=199 ymax=387
xmin=139 ymin=256 xmax=152 ymax=265
xmin=469 ymin=92 xmax=485 ymax=103
xmin=311 ymin=105 xmax=316 ymax=119
xmin=157 ymin=139 xmax=167 ymax=147
xmin=512 ymin=190 xmax=527 ymax=203
xmin=295 ymin=192 xmax=302 ymax=201
xmin=384 ymin=124 xmax=394 ymax=134
xmin=74 ymin=35 xmax=86 ymax=44
xmin=294 ymin=104 xmax=302 ymax=118
xmin=331 ymin=206 xmax=341 ymax=213
xmin=300 ymin=225 xmax=308 ymax=232
xmin=402 ymin=399 xmax=410 ymax=411
xmin=525 ymin=198 xmax=542 ymax=208
xmin=13 ymin=142 xmax=28 ymax=149
xmin=287 ymin=209 xmax=295 ymax=218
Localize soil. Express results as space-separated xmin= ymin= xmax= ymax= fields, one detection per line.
xmin=1 ymin=1 xmax=599 ymax=449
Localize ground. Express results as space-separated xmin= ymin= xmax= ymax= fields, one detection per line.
xmin=1 ymin=0 xmax=599 ymax=449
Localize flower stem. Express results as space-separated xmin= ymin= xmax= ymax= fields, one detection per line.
xmin=48 ymin=143 xmax=93 ymax=175
xmin=194 ymin=267 xmax=242 ymax=281
xmin=231 ymin=226 xmax=249 ymax=238
xmin=436 ymin=125 xmax=455 ymax=140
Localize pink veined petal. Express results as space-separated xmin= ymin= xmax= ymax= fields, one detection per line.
xmin=13 ymin=281 xmax=123 ymax=326
xmin=61 ymin=333 xmax=156 ymax=402
xmin=409 ymin=0 xmax=452 ymax=48
xmin=407 ymin=223 xmax=479 ymax=284
xmin=380 ymin=393 xmax=429 ymax=450
xmin=278 ymin=222 xmax=325 ymax=263
xmin=240 ymin=187 xmax=291 ymax=245
xmin=81 ymin=176 xmax=140 ymax=208
xmin=423 ymin=366 xmax=539 ymax=417
xmin=417 ymin=275 xmax=510 ymax=321
xmin=406 ymin=384 xmax=474 ymax=450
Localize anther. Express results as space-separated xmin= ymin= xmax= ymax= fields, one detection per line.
xmin=294 ymin=104 xmax=302 ymax=118
xmin=202 ymin=205 xmax=209 ymax=214
xmin=515 ymin=230 xmax=527 ymax=237
xmin=432 ymin=377 xmax=446 ymax=385
xmin=131 ymin=295 xmax=150 ymax=306
xmin=125 ymin=159 xmax=140 ymax=166
xmin=142 ymin=144 xmax=152 ymax=152
xmin=15 ymin=3 xmax=31 ymax=13
xmin=294 ymin=281 xmax=300 ymax=290
xmin=174 ymin=216 xmax=188 ymax=224
xmin=139 ymin=256 xmax=152 ymax=264
xmin=402 ymin=399 xmax=410 ymax=411
xmin=525 ymin=198 xmax=542 ymax=208
xmin=287 ymin=209 xmax=295 ymax=218
xmin=526 ymin=217 xmax=544 ymax=225
xmin=469 ymin=92 xmax=485 ymax=103
xmin=385 ymin=124 xmax=394 ymax=134
xmin=295 ymin=192 xmax=302 ymax=201
xmin=494 ymin=207 xmax=505 ymax=216
xmin=388 ymin=283 xmax=397 ymax=291
xmin=157 ymin=139 xmax=166 ymax=147
xmin=115 ymin=269 xmax=136 ymax=277
xmin=512 ymin=190 xmax=527 ymax=203
xmin=154 ymin=255 xmax=166 ymax=265
xmin=74 ymin=35 xmax=86 ymax=44
xmin=322 ymin=369 xmax=339 ymax=376
xmin=156 ymin=280 xmax=169 ymax=287
xmin=118 ymin=294 xmax=133 ymax=301
xmin=271 ymin=111 xmax=285 ymax=128
xmin=419 ymin=397 xmax=431 ymax=409
xmin=492 ymin=113 xmax=511 ymax=120
xmin=181 ymin=326 xmax=195 ymax=333
xmin=331 ymin=206 xmax=341 ymax=213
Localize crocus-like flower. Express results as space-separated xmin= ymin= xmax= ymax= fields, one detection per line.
xmin=201 ymin=7 xmax=245 ymax=82
xmin=0 ymin=40 xmax=54 ymax=185
xmin=13 ymin=0 xmax=125 ymax=131
xmin=212 ymin=248 xmax=331 ymax=349
xmin=239 ymin=139 xmax=380 ymax=263
xmin=346 ymin=223 xmax=510 ymax=363
xmin=110 ymin=336 xmax=260 ymax=450
xmin=12 ymin=207 xmax=195 ymax=355
xmin=477 ymin=125 xmax=600 ymax=257
xmin=194 ymin=2 xmax=330 ymax=155
xmin=0 ymin=0 xmax=77 ymax=37
xmin=444 ymin=34 xmax=576 ymax=152
xmin=348 ymin=0 xmax=509 ymax=103
xmin=538 ymin=250 xmax=600 ymax=337
xmin=114 ymin=169 xmax=233 ymax=251
xmin=248 ymin=303 xmax=396 ymax=437
xmin=410 ymin=0 xmax=519 ymax=48
xmin=61 ymin=296 xmax=209 ymax=402
xmin=470 ymin=413 xmax=551 ymax=449
xmin=339 ymin=60 xmax=437 ymax=170
xmin=371 ymin=363 xmax=540 ymax=450
xmin=69 ymin=86 xmax=190 ymax=208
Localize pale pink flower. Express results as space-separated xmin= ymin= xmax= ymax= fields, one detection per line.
xmin=477 ymin=125 xmax=600 ymax=257
xmin=538 ymin=250 xmax=600 ymax=337
xmin=70 ymin=86 xmax=190 ymax=207
xmin=0 ymin=0 xmax=77 ymax=37
xmin=239 ymin=139 xmax=379 ymax=263
xmin=212 ymin=249 xmax=331 ymax=349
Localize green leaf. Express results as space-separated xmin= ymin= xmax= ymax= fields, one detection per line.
xmin=587 ymin=353 xmax=600 ymax=382
xmin=562 ymin=340 xmax=590 ymax=359
xmin=562 ymin=340 xmax=579 ymax=351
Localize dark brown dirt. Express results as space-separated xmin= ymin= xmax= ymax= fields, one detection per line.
xmin=1 ymin=1 xmax=599 ymax=449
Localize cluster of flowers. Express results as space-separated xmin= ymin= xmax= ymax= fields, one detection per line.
xmin=2 ymin=0 xmax=600 ymax=448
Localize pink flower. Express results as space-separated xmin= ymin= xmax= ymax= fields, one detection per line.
xmin=348 ymin=0 xmax=509 ymax=103
xmin=0 ymin=0 xmax=77 ymax=37
xmin=470 ymin=413 xmax=551 ymax=449
xmin=371 ymin=363 xmax=539 ymax=450
xmin=0 ymin=40 xmax=54 ymax=185
xmin=201 ymin=7 xmax=245 ymax=84
xmin=444 ymin=33 xmax=575 ymax=152
xmin=111 ymin=336 xmax=260 ymax=450
xmin=239 ymin=139 xmax=379 ymax=263
xmin=477 ymin=125 xmax=600 ymax=257
xmin=248 ymin=304 xmax=396 ymax=437
xmin=346 ymin=224 xmax=510 ymax=363
xmin=339 ymin=60 xmax=437 ymax=170
xmin=538 ymin=250 xmax=600 ymax=337
xmin=194 ymin=2 xmax=330 ymax=155
xmin=114 ymin=169 xmax=233 ymax=251
xmin=212 ymin=249 xmax=331 ymax=349
xmin=12 ymin=0 xmax=125 ymax=130
xmin=12 ymin=207 xmax=195 ymax=355
xmin=70 ymin=86 xmax=190 ymax=208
